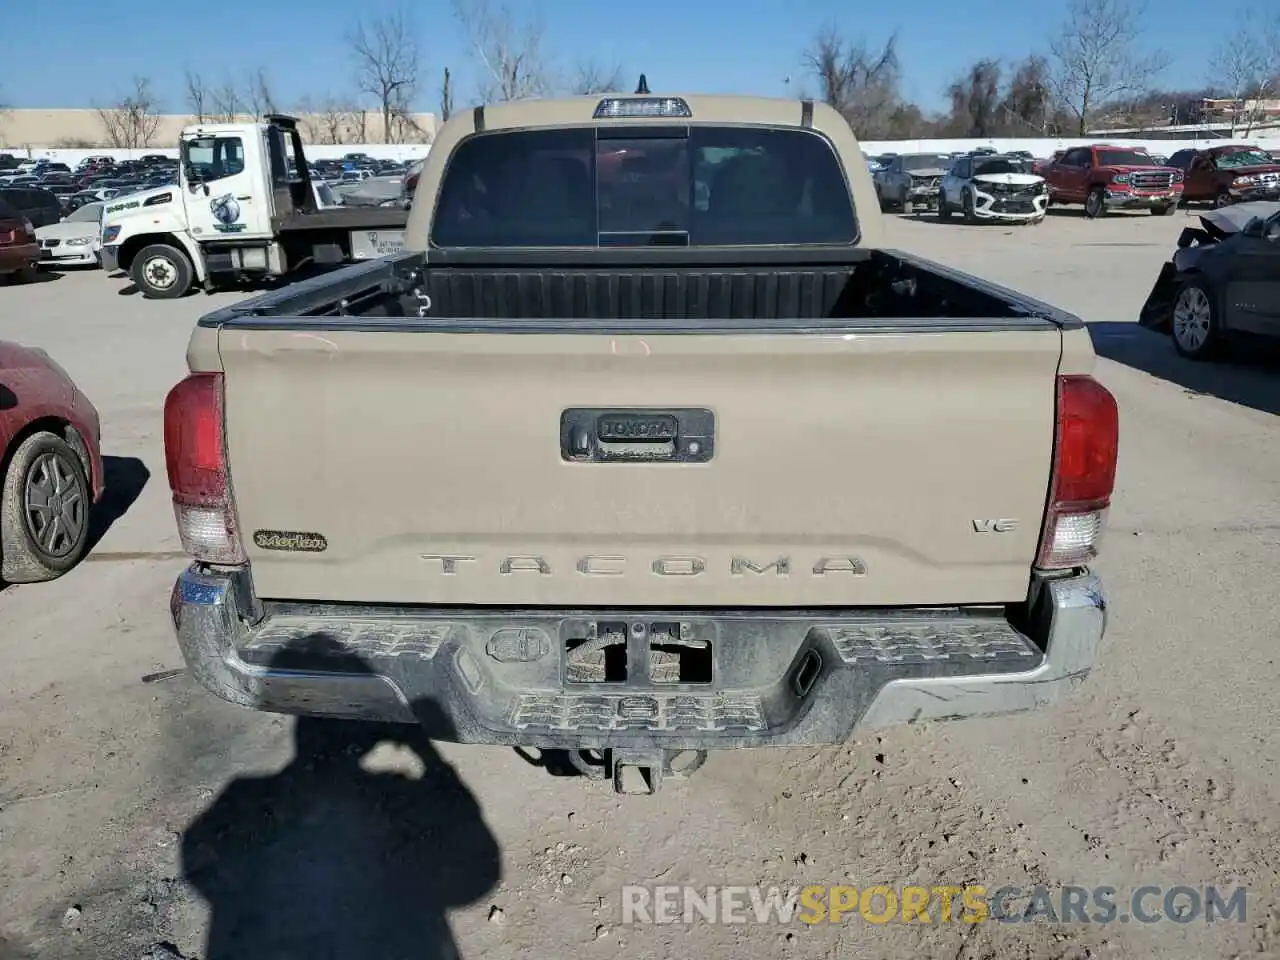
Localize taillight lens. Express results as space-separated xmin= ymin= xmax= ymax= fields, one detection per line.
xmin=1036 ymin=375 xmax=1119 ymax=570
xmin=163 ymin=373 xmax=244 ymax=564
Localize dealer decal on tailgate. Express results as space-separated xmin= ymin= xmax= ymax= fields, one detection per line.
xmin=253 ymin=530 xmax=329 ymax=552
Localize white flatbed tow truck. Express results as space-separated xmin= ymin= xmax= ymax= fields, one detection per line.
xmin=100 ymin=115 xmax=408 ymax=298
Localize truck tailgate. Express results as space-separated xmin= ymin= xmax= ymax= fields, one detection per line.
xmin=218 ymin=327 xmax=1061 ymax=606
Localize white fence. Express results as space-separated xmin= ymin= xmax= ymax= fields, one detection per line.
xmin=859 ymin=136 xmax=1280 ymax=156
xmin=1 ymin=144 xmax=433 ymax=166
xmin=5 ymin=136 xmax=1280 ymax=168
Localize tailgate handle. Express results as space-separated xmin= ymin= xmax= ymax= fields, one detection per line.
xmin=561 ymin=408 xmax=715 ymax=463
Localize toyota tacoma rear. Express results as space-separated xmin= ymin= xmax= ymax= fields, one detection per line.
xmin=166 ymin=93 xmax=1117 ymax=793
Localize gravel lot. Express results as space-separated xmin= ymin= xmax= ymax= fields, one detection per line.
xmin=2 ymin=208 xmax=1279 ymax=960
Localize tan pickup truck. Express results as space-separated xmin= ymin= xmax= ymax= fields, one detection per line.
xmin=165 ymin=93 xmax=1117 ymax=793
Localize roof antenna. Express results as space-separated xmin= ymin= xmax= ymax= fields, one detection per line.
xmin=635 ymin=74 xmax=650 ymax=95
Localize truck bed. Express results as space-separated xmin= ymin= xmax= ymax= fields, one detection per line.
xmin=198 ymin=248 xmax=1074 ymax=608
xmin=205 ymin=247 xmax=1077 ymax=327
xmin=275 ymin=206 xmax=408 ymax=234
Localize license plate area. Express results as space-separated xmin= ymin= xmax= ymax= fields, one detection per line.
xmin=564 ymin=618 xmax=714 ymax=686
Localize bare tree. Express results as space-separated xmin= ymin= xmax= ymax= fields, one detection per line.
xmin=568 ymin=60 xmax=624 ymax=95
xmin=210 ymin=77 xmax=242 ymax=122
xmin=245 ymin=68 xmax=278 ymax=118
xmin=297 ymin=93 xmax=351 ymax=144
xmin=185 ymin=69 xmax=211 ymax=122
xmin=999 ymin=55 xmax=1059 ymax=134
xmin=439 ymin=66 xmax=454 ymax=123
xmin=349 ymin=10 xmax=420 ymax=143
xmin=96 ymin=76 xmax=162 ymax=150
xmin=1049 ymin=0 xmax=1169 ymax=135
xmin=452 ymin=0 xmax=552 ymax=102
xmin=389 ymin=90 xmax=432 ymax=142
xmin=1208 ymin=11 xmax=1280 ymax=134
xmin=802 ymin=26 xmax=903 ymax=138
xmin=945 ymin=59 xmax=1003 ymax=136
xmin=344 ymin=104 xmax=369 ymax=143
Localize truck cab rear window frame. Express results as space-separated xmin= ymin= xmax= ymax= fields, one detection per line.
xmin=430 ymin=125 xmax=859 ymax=249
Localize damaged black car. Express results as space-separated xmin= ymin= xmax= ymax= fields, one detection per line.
xmin=1139 ymin=201 xmax=1280 ymax=360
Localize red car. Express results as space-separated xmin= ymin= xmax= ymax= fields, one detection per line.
xmin=0 ymin=341 xmax=103 ymax=582
xmin=0 ymin=194 xmax=40 ymax=283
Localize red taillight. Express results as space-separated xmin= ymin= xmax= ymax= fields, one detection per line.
xmin=1036 ymin=375 xmax=1119 ymax=570
xmin=163 ymin=373 xmax=244 ymax=563
xmin=164 ymin=373 xmax=225 ymax=505
xmin=1052 ymin=376 xmax=1118 ymax=507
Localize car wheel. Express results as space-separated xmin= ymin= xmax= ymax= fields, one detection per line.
xmin=1213 ymin=190 xmax=1232 ymax=208
xmin=0 ymin=431 xmax=92 ymax=583
xmin=962 ymin=190 xmax=978 ymax=224
xmin=1084 ymin=187 xmax=1106 ymax=219
xmin=132 ymin=243 xmax=194 ymax=299
xmin=1170 ymin=278 xmax=1221 ymax=360
xmin=937 ymin=192 xmax=951 ymax=219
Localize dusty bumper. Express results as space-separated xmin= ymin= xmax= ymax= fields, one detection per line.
xmin=1104 ymin=190 xmax=1180 ymax=208
xmin=171 ymin=567 xmax=1106 ymax=749
xmin=39 ymin=251 xmax=98 ymax=266
xmin=1230 ymin=184 xmax=1280 ymax=202
xmin=972 ymin=195 xmax=1049 ymax=221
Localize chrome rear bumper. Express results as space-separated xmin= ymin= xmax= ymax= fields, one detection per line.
xmin=171 ymin=566 xmax=1106 ymax=748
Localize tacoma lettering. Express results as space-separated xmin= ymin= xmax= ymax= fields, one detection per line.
xmin=420 ymin=555 xmax=866 ymax=576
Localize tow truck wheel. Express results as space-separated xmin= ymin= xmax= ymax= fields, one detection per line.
xmin=1152 ymin=202 xmax=1179 ymax=216
xmin=1084 ymin=187 xmax=1106 ymax=219
xmin=1171 ymin=278 xmax=1221 ymax=361
xmin=962 ymin=190 xmax=978 ymax=224
xmin=132 ymin=243 xmax=193 ymax=300
xmin=937 ymin=192 xmax=952 ymax=219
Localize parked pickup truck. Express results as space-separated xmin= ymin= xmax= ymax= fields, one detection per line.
xmin=1043 ymin=144 xmax=1183 ymax=218
xmin=1164 ymin=145 xmax=1280 ymax=208
xmin=166 ymin=93 xmax=1117 ymax=794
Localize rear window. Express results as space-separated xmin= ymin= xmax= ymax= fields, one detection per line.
xmin=431 ymin=126 xmax=857 ymax=248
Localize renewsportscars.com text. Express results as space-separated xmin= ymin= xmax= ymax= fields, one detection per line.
xmin=621 ymin=884 xmax=1248 ymax=925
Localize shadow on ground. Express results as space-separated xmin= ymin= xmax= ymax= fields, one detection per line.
xmin=1044 ymin=207 xmax=1157 ymax=220
xmin=181 ymin=657 xmax=500 ymax=960
xmin=1 ymin=270 xmax=60 ymax=286
xmin=84 ymin=456 xmax=150 ymax=556
xmin=1089 ymin=321 xmax=1280 ymax=416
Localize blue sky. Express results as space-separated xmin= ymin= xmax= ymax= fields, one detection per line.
xmin=5 ymin=0 xmax=1238 ymax=114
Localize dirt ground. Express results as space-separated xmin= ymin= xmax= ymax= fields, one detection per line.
xmin=2 ymin=206 xmax=1279 ymax=960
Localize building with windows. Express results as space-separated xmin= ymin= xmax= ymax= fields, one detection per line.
xmin=1200 ymin=98 xmax=1280 ymax=124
